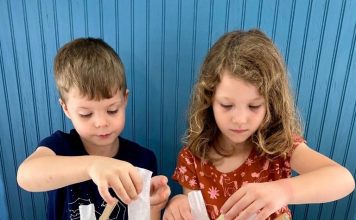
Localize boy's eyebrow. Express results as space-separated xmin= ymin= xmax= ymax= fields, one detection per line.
xmin=76 ymin=100 xmax=122 ymax=109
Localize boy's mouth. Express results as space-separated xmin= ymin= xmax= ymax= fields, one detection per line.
xmin=98 ymin=133 xmax=111 ymax=138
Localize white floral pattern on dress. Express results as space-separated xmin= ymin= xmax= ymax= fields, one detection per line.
xmin=207 ymin=186 xmax=220 ymax=199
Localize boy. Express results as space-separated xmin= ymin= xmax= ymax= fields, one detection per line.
xmin=17 ymin=38 xmax=170 ymax=219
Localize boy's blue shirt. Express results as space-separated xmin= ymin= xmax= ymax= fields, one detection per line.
xmin=38 ymin=129 xmax=157 ymax=220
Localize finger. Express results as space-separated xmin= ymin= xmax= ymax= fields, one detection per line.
xmin=178 ymin=199 xmax=193 ymax=220
xmin=163 ymin=210 xmax=176 ymax=220
xmin=129 ymin=167 xmax=143 ymax=193
xmin=150 ymin=185 xmax=171 ymax=205
xmin=120 ymin=172 xmax=141 ymax=200
xmin=97 ymin=183 xmax=117 ymax=205
xmin=162 ymin=211 xmax=170 ymax=220
xmin=235 ymin=201 xmax=262 ymax=220
xmin=151 ymin=175 xmax=168 ymax=192
xmin=110 ymin=177 xmax=131 ymax=204
xmin=221 ymin=187 xmax=246 ymax=214
xmin=164 ymin=202 xmax=189 ymax=220
xmin=254 ymin=207 xmax=274 ymax=220
xmin=179 ymin=208 xmax=193 ymax=220
xmin=150 ymin=176 xmax=170 ymax=206
xmin=224 ymin=193 xmax=254 ymax=219
xmin=169 ymin=208 xmax=181 ymax=220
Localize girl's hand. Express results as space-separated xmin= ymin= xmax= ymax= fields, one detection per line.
xmin=150 ymin=175 xmax=171 ymax=211
xmin=163 ymin=194 xmax=193 ymax=220
xmin=87 ymin=157 xmax=142 ymax=205
xmin=221 ymin=181 xmax=291 ymax=220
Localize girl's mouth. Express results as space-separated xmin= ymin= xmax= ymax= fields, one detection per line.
xmin=231 ymin=129 xmax=248 ymax=134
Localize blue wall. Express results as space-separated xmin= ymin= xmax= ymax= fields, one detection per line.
xmin=0 ymin=0 xmax=355 ymax=219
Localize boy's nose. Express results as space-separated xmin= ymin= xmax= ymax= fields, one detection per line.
xmin=94 ymin=116 xmax=109 ymax=128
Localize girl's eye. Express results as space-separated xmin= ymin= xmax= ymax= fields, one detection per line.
xmin=79 ymin=113 xmax=92 ymax=118
xmin=108 ymin=110 xmax=118 ymax=115
xmin=220 ymin=104 xmax=233 ymax=109
xmin=249 ymin=105 xmax=261 ymax=110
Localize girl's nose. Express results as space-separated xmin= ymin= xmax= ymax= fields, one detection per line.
xmin=231 ymin=108 xmax=248 ymax=124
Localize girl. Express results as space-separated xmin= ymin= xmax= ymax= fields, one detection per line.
xmin=163 ymin=29 xmax=355 ymax=220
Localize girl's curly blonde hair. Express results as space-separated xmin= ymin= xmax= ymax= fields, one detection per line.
xmin=184 ymin=29 xmax=302 ymax=161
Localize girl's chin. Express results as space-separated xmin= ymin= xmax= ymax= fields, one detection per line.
xmin=227 ymin=136 xmax=250 ymax=145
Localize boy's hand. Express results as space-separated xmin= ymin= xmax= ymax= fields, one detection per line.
xmin=87 ymin=157 xmax=142 ymax=205
xmin=150 ymin=175 xmax=171 ymax=211
xmin=163 ymin=194 xmax=193 ymax=220
xmin=220 ymin=181 xmax=290 ymax=220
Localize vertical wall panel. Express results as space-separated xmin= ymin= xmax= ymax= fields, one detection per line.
xmin=173 ymin=0 xmax=197 ymax=193
xmin=1 ymin=0 xmax=32 ymax=218
xmin=132 ymin=0 xmax=149 ymax=146
xmin=161 ymin=0 xmax=180 ymax=192
xmin=243 ymin=0 xmax=260 ymax=30
xmin=0 ymin=46 xmax=10 ymax=219
xmin=146 ymin=0 xmax=163 ymax=171
xmin=71 ymin=0 xmax=87 ymax=38
xmin=0 ymin=0 xmax=355 ymax=219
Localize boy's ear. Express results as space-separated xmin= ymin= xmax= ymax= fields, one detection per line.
xmin=123 ymin=89 xmax=129 ymax=107
xmin=59 ymin=98 xmax=71 ymax=119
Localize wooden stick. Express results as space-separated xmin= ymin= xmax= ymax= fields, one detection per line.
xmin=216 ymin=214 xmax=224 ymax=220
xmin=99 ymin=200 xmax=118 ymax=220
xmin=275 ymin=213 xmax=290 ymax=220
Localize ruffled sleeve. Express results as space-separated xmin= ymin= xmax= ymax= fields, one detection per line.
xmin=288 ymin=135 xmax=306 ymax=156
xmin=172 ymin=147 xmax=201 ymax=190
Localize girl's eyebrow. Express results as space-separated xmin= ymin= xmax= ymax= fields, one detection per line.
xmin=216 ymin=96 xmax=264 ymax=101
xmin=251 ymin=97 xmax=264 ymax=101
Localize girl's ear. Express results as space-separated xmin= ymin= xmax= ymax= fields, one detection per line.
xmin=59 ymin=98 xmax=71 ymax=119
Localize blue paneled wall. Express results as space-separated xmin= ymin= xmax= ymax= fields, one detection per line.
xmin=0 ymin=0 xmax=355 ymax=219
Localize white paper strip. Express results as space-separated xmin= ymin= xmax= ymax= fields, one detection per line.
xmin=187 ymin=190 xmax=210 ymax=220
xmin=128 ymin=167 xmax=153 ymax=220
xmin=79 ymin=204 xmax=96 ymax=220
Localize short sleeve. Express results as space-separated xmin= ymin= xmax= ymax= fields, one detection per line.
xmin=288 ymin=135 xmax=306 ymax=156
xmin=172 ymin=147 xmax=201 ymax=190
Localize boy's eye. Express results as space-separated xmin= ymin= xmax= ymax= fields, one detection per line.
xmin=107 ymin=110 xmax=118 ymax=115
xmin=79 ymin=113 xmax=92 ymax=118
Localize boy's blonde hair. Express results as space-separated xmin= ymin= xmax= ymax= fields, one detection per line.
xmin=185 ymin=29 xmax=302 ymax=161
xmin=54 ymin=38 xmax=126 ymax=101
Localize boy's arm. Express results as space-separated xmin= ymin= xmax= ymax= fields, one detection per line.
xmin=18 ymin=147 xmax=95 ymax=191
xmin=17 ymin=146 xmax=142 ymax=204
xmin=149 ymin=175 xmax=171 ymax=220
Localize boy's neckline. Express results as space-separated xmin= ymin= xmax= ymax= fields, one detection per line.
xmin=81 ymin=136 xmax=120 ymax=157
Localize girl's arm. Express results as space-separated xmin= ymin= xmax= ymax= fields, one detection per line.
xmin=162 ymin=187 xmax=194 ymax=220
xmin=221 ymin=142 xmax=355 ymax=220
xmin=286 ymin=142 xmax=355 ymax=203
xmin=17 ymin=146 xmax=142 ymax=204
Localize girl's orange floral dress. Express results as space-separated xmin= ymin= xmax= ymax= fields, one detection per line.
xmin=172 ymin=137 xmax=305 ymax=219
